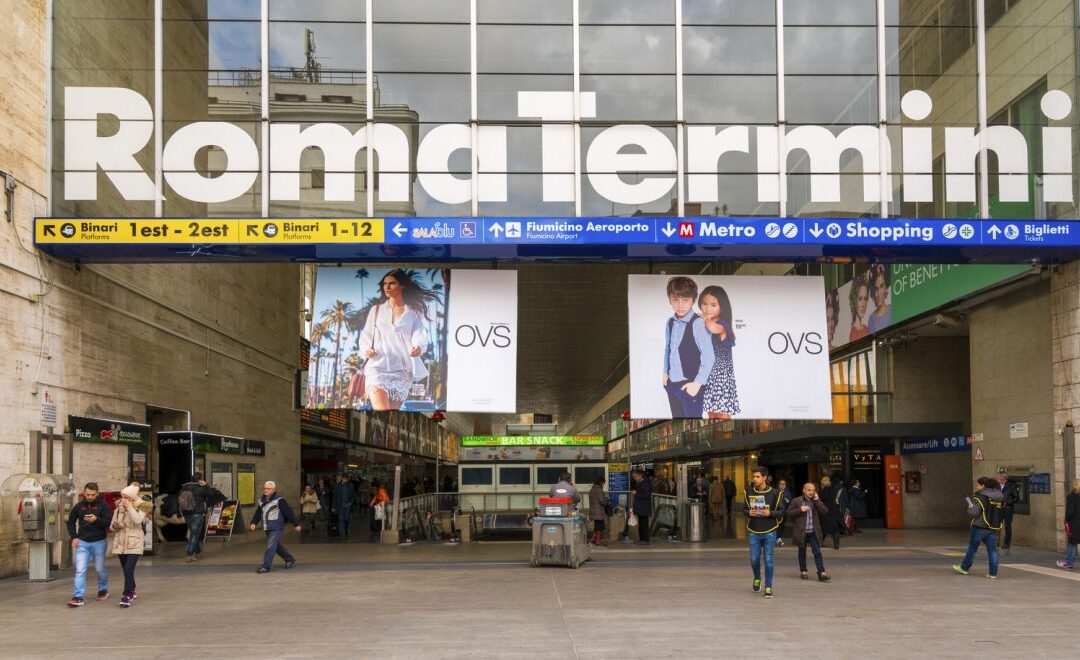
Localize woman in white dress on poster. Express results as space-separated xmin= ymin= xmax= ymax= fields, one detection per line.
xmin=360 ymin=270 xmax=440 ymax=410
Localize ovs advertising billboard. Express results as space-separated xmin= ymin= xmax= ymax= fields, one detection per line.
xmin=628 ymin=275 xmax=831 ymax=420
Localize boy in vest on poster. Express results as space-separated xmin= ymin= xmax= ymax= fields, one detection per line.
xmin=661 ymin=277 xmax=715 ymax=419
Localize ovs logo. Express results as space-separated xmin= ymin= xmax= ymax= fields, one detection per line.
xmin=767 ymin=331 xmax=824 ymax=355
xmin=454 ymin=323 xmax=513 ymax=349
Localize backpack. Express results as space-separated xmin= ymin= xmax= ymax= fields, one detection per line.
xmin=178 ymin=487 xmax=196 ymax=512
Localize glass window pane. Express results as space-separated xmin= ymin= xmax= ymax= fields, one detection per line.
xmin=583 ymin=76 xmax=677 ymax=121
xmin=784 ymin=0 xmax=877 ymax=25
xmin=683 ymin=27 xmax=776 ymax=74
xmin=685 ymin=76 xmax=777 ymax=123
xmin=537 ymin=467 xmax=570 ymax=484
xmin=575 ymin=466 xmax=606 ymax=486
xmin=270 ymin=22 xmax=365 ymax=71
xmin=581 ymin=0 xmax=674 ymax=24
xmin=376 ymin=74 xmax=470 ymax=123
xmin=374 ymin=0 xmax=468 ymax=22
xmin=785 ymin=27 xmax=877 ymax=75
xmin=683 ymin=0 xmax=775 ymax=25
xmin=580 ymin=26 xmax=676 ymax=74
xmin=499 ymin=467 xmax=532 ymax=485
xmin=479 ymin=174 xmax=576 ymax=217
xmin=478 ymin=0 xmax=573 ymax=24
xmin=270 ymin=0 xmax=364 ymax=21
xmin=461 ymin=468 xmax=493 ymax=486
xmin=479 ymin=74 xmax=573 ymax=121
xmin=478 ymin=25 xmax=573 ymax=73
xmin=374 ymin=24 xmax=470 ymax=72
xmin=786 ymin=76 xmax=877 ymax=124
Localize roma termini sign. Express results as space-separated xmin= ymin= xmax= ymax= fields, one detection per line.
xmin=63 ymin=87 xmax=1075 ymax=207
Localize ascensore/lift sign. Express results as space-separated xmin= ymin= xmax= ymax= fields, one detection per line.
xmin=35 ymin=218 xmax=386 ymax=244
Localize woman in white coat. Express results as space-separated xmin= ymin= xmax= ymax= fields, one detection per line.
xmin=360 ymin=270 xmax=440 ymax=410
xmin=110 ymin=485 xmax=148 ymax=607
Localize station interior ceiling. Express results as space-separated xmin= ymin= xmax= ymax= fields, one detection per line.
xmin=438 ymin=261 xmax=792 ymax=434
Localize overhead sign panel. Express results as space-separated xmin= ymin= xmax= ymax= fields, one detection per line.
xmin=37 ymin=216 xmax=1080 ymax=248
xmin=462 ymin=436 xmax=606 ymax=446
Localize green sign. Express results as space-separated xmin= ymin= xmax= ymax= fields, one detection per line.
xmin=462 ymin=436 xmax=605 ymax=446
xmin=890 ymin=264 xmax=1032 ymax=323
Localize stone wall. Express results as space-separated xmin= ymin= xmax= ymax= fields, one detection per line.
xmin=0 ymin=1 xmax=303 ymax=579
xmin=970 ymin=279 xmax=1057 ymax=550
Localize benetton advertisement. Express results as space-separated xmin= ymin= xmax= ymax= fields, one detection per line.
xmin=308 ymin=267 xmax=517 ymax=413
xmin=628 ymin=275 xmax=831 ymax=420
xmin=826 ymin=264 xmax=1033 ymax=350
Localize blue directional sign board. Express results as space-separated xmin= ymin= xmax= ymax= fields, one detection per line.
xmin=33 ymin=216 xmax=1080 ymax=263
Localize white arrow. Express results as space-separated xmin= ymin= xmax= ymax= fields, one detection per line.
xmin=661 ymin=222 xmax=676 ymax=238
xmin=987 ymin=225 xmax=1001 ymax=239
xmin=809 ymin=222 xmax=824 ymax=238
xmin=393 ymin=222 xmax=406 ymax=238
xmin=489 ymin=222 xmax=504 ymax=237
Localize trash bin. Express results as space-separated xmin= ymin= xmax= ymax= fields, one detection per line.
xmin=686 ymin=501 xmax=705 ymax=542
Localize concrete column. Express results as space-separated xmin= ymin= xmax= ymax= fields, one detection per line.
xmin=1052 ymin=261 xmax=1080 ymax=551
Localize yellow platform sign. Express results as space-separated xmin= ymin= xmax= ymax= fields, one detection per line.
xmin=35 ymin=218 xmax=385 ymax=245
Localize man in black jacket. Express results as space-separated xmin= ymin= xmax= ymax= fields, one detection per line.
xmin=997 ymin=471 xmax=1020 ymax=549
xmin=66 ymin=482 xmax=113 ymax=607
xmin=744 ymin=466 xmax=784 ymax=599
xmin=179 ymin=472 xmax=214 ymax=561
xmin=631 ymin=471 xmax=654 ymax=544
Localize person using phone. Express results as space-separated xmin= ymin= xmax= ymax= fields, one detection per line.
xmin=66 ymin=482 xmax=113 ymax=607
xmin=786 ymin=483 xmax=831 ymax=581
xmin=953 ymin=477 xmax=1005 ymax=579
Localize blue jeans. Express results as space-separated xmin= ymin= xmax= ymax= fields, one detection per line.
xmin=338 ymin=508 xmax=350 ymax=538
xmin=961 ymin=527 xmax=999 ymax=576
xmin=748 ymin=531 xmax=777 ymax=587
xmin=665 ymin=380 xmax=704 ymax=418
xmin=1065 ymin=542 xmax=1077 ymax=565
xmin=73 ymin=539 xmax=108 ymax=598
xmin=262 ymin=529 xmax=295 ymax=570
xmin=798 ymin=533 xmax=826 ymax=574
xmin=186 ymin=513 xmax=205 ymax=556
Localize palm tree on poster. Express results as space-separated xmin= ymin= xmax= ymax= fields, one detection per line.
xmin=308 ymin=322 xmax=329 ymax=405
xmin=320 ymin=300 xmax=354 ymax=406
xmin=355 ymin=268 xmax=370 ymax=306
xmin=312 ymin=345 xmax=331 ymax=405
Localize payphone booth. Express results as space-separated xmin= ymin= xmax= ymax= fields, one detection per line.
xmin=1 ymin=474 xmax=75 ymax=581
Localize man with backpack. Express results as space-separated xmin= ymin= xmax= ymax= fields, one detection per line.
xmin=179 ymin=472 xmax=214 ymax=562
xmin=249 ymin=480 xmax=302 ymax=573
xmin=953 ymin=477 xmax=1006 ymax=579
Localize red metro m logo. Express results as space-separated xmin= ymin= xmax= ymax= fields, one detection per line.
xmin=678 ymin=222 xmax=695 ymax=238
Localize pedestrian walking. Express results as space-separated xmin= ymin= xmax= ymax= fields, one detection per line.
xmin=332 ymin=474 xmax=354 ymax=540
xmin=300 ymin=485 xmax=319 ymax=536
xmin=819 ymin=476 xmax=843 ymax=550
xmin=1056 ymin=479 xmax=1080 ymax=570
xmin=110 ymin=485 xmax=148 ymax=607
xmin=723 ymin=476 xmax=736 ymax=515
xmin=66 ymin=482 xmax=112 ymax=607
xmin=179 ymin=472 xmax=214 ymax=562
xmin=996 ymin=470 xmax=1019 ymax=550
xmin=588 ymin=479 xmax=609 ymax=546
xmin=369 ymin=480 xmax=389 ymax=542
xmin=249 ymin=481 xmax=301 ymax=573
xmin=953 ymin=477 xmax=1005 ymax=579
xmin=786 ymin=482 xmax=831 ymax=582
xmin=631 ymin=470 xmax=654 ymax=544
xmin=745 ymin=466 xmax=784 ymax=599
xmin=708 ymin=475 xmax=726 ymax=528
xmin=848 ymin=480 xmax=868 ymax=533
xmin=776 ymin=479 xmax=792 ymax=547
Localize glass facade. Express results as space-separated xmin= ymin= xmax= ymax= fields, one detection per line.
xmin=51 ymin=0 xmax=1076 ymax=221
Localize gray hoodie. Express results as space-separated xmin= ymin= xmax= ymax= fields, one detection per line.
xmin=966 ymin=487 xmax=1005 ymax=529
